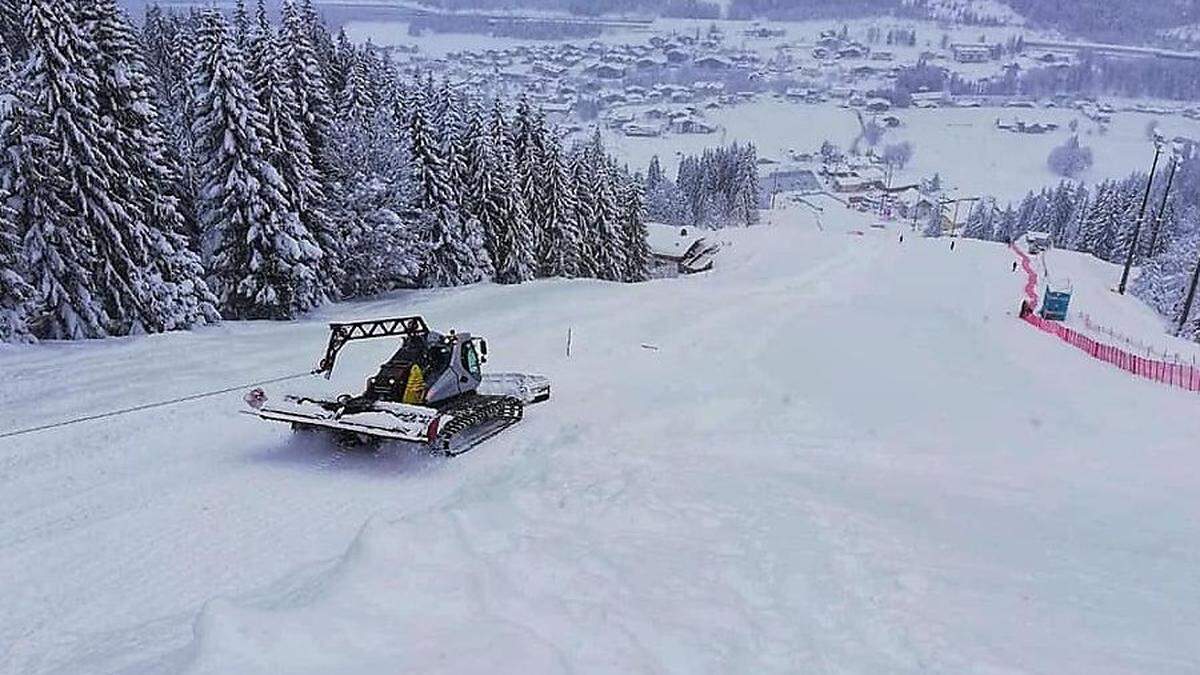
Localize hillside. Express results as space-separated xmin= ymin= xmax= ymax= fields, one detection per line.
xmin=2 ymin=203 xmax=1198 ymax=674
xmin=1004 ymin=0 xmax=1198 ymax=43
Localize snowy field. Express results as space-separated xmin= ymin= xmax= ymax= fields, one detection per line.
xmin=598 ymin=99 xmax=863 ymax=173
xmin=887 ymin=107 xmax=1200 ymax=201
xmin=2 ymin=201 xmax=1199 ymax=674
xmin=598 ymin=101 xmax=1200 ymax=203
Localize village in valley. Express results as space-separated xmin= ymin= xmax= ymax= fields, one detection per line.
xmin=337 ymin=4 xmax=1200 ymax=237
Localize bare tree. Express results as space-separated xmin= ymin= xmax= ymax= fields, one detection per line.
xmin=882 ymin=141 xmax=914 ymax=171
xmin=863 ymin=119 xmax=884 ymax=147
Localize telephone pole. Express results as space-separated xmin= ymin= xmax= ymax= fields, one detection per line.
xmin=1146 ymin=152 xmax=1179 ymax=258
xmin=1118 ymin=138 xmax=1163 ymax=294
xmin=1179 ymin=254 xmax=1200 ymax=336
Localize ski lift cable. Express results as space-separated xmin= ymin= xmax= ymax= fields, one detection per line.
xmin=0 ymin=370 xmax=317 ymax=441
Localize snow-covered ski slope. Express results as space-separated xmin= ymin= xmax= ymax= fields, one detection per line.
xmin=2 ymin=206 xmax=1199 ymax=674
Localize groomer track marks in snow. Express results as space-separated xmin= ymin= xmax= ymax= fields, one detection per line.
xmin=2 ymin=212 xmax=1199 ymax=674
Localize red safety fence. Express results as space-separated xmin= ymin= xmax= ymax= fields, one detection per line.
xmin=1011 ymin=244 xmax=1200 ymax=393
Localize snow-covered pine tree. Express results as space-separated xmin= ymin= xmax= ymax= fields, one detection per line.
xmin=324 ymin=106 xmax=424 ymax=298
xmin=84 ymin=0 xmax=218 ymax=332
xmin=434 ymin=80 xmax=469 ymax=212
xmin=141 ymin=7 xmax=182 ymax=107
xmin=492 ymin=150 xmax=534 ymax=285
xmin=232 ymin=0 xmax=249 ymax=48
xmin=279 ymin=1 xmax=333 ymax=172
xmin=509 ymin=95 xmax=547 ymax=267
xmin=480 ymin=98 xmax=531 ymax=284
xmin=1109 ymin=176 xmax=1144 ymax=264
xmin=923 ymin=207 xmax=944 ymax=237
xmin=644 ymin=155 xmax=687 ymax=226
xmin=1056 ymin=190 xmax=1084 ymax=248
xmin=250 ymin=8 xmax=341 ymax=297
xmin=1075 ymin=184 xmax=1104 ymax=256
xmin=1084 ymin=181 xmax=1122 ymax=261
xmin=376 ymin=61 xmax=409 ymax=135
xmin=0 ymin=186 xmax=33 ymax=343
xmin=509 ymin=94 xmax=540 ymax=168
xmin=479 ymin=99 xmax=507 ymax=263
xmin=696 ymin=191 xmax=725 ymax=230
xmin=669 ymin=144 xmax=762 ymax=229
xmin=1059 ymin=187 xmax=1090 ymax=251
xmin=326 ymin=27 xmax=354 ymax=97
xmin=191 ymin=9 xmax=323 ymax=319
xmin=443 ymin=91 xmax=494 ymax=282
xmin=461 ymin=102 xmax=493 ymax=246
xmin=1027 ymin=188 xmax=1053 ymax=235
xmin=337 ymin=44 xmax=376 ymax=124
xmin=618 ymin=172 xmax=651 ymax=282
xmin=569 ymin=148 xmax=598 ymax=279
xmin=410 ymin=88 xmax=489 ymax=286
xmin=1047 ymin=182 xmax=1079 ymax=244
xmin=12 ymin=0 xmax=146 ymax=338
xmin=0 ymin=51 xmax=34 ymax=343
xmin=0 ymin=37 xmax=34 ymax=342
xmin=743 ymin=143 xmax=762 ymax=226
xmin=298 ymin=0 xmax=336 ymax=85
xmin=1 ymin=0 xmax=26 ymax=61
xmin=962 ymin=200 xmax=992 ymax=240
xmin=518 ymin=162 xmax=547 ymax=275
xmin=992 ymin=205 xmax=1016 ymax=242
xmin=528 ymin=108 xmax=555 ymax=269
xmin=698 ymin=148 xmax=725 ymax=228
xmin=5 ymin=6 xmax=95 ymax=339
xmin=1147 ymin=199 xmax=1178 ymax=259
xmin=245 ymin=0 xmax=272 ymax=97
xmin=675 ymin=154 xmax=700 ymax=226
xmin=1013 ymin=190 xmax=1040 ymax=239
xmin=538 ymin=139 xmax=582 ymax=278
xmin=1132 ymin=206 xmax=1200 ymax=329
xmin=141 ymin=6 xmax=201 ymax=245
xmin=589 ymin=142 xmax=626 ymax=281
xmin=729 ymin=143 xmax=761 ymax=227
xmin=647 ymin=155 xmax=665 ymax=192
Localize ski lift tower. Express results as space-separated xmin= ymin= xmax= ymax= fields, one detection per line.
xmin=938 ymin=193 xmax=980 ymax=236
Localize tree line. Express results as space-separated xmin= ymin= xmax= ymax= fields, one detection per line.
xmin=1002 ymin=0 xmax=1194 ymax=44
xmin=644 ymin=143 xmax=760 ymax=229
xmin=727 ymin=0 xmax=916 ymax=21
xmin=0 ymin=0 xmax=650 ymax=343
xmin=892 ymin=54 xmax=1200 ymax=106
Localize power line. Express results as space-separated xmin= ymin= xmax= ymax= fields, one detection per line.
xmin=0 ymin=371 xmax=316 ymax=441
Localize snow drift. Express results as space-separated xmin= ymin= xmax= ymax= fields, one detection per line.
xmin=2 ymin=204 xmax=1199 ymax=674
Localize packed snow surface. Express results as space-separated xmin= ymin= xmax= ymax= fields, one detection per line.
xmin=2 ymin=204 xmax=1199 ymax=674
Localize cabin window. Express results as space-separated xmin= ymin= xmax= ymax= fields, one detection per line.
xmin=462 ymin=342 xmax=481 ymax=378
xmin=428 ymin=345 xmax=451 ymax=374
